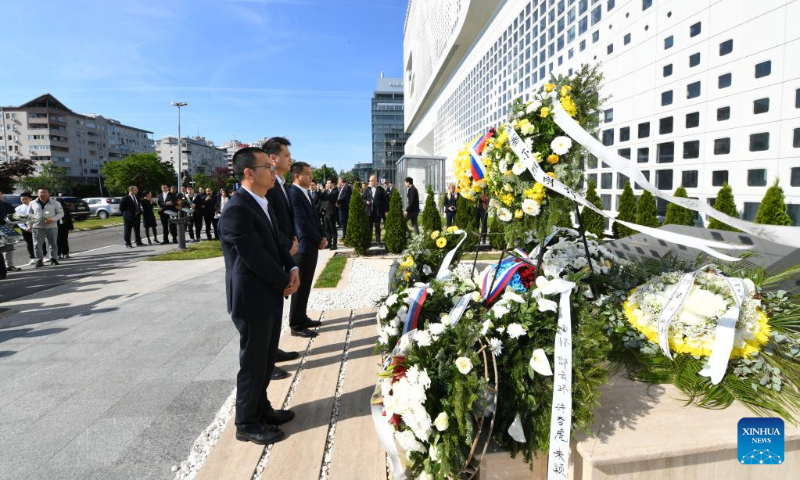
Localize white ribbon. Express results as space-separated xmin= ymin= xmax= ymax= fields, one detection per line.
xmin=504 ymin=123 xmax=751 ymax=261
xmin=370 ymin=388 xmax=407 ymax=480
xmin=545 ymin=280 xmax=575 ymax=480
xmin=550 ymin=98 xmax=800 ymax=249
xmin=435 ymin=229 xmax=467 ymax=281
xmin=448 ymin=293 xmax=472 ymax=326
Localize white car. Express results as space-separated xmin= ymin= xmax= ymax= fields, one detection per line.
xmin=83 ymin=197 xmax=121 ymax=219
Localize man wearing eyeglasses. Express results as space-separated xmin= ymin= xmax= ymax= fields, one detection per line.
xmin=219 ymin=147 xmax=300 ymax=446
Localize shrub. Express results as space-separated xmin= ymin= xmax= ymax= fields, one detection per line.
xmin=421 ymin=184 xmax=442 ymax=233
xmin=664 ymin=186 xmax=695 ymax=226
xmin=344 ymin=182 xmax=372 ymax=254
xmin=635 ymin=190 xmax=659 ymax=228
xmin=755 ymin=179 xmax=793 ymax=226
xmin=384 ymin=189 xmax=408 ymax=253
xmin=612 ymin=181 xmax=637 ymax=238
xmin=581 ymin=180 xmax=605 ymax=238
xmin=454 ymin=194 xmax=479 ymax=251
xmin=707 ymin=183 xmax=740 ymax=232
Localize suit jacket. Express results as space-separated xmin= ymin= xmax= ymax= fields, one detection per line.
xmin=119 ymin=195 xmax=142 ymax=221
xmin=219 ymin=190 xmax=295 ymax=320
xmin=266 ymin=180 xmax=295 ymax=254
xmin=56 ymin=199 xmax=74 ymax=230
xmin=188 ymin=194 xmax=203 ymax=217
xmin=201 ymin=194 xmax=218 ymax=217
xmin=362 ymin=185 xmax=387 ymax=219
xmin=157 ymin=192 xmax=177 ymax=214
xmin=319 ymin=188 xmax=338 ymax=218
xmin=0 ymin=201 xmax=14 ymax=225
xmin=336 ymin=184 xmax=352 ymax=211
xmin=289 ymin=184 xmax=325 ymax=253
xmin=405 ymin=185 xmax=420 ymax=215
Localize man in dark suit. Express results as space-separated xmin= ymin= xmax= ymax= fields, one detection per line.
xmin=320 ymin=179 xmax=339 ymax=250
xmin=289 ymin=161 xmax=327 ymax=337
xmin=219 ymin=146 xmax=300 ymax=445
xmin=119 ymin=185 xmax=144 ymax=248
xmin=362 ymin=174 xmax=387 ymax=246
xmin=188 ymin=186 xmax=204 ymax=241
xmin=157 ymin=184 xmax=177 ymax=243
xmin=403 ymin=177 xmax=420 ymax=236
xmin=335 ymin=176 xmax=352 ymax=240
xmin=183 ymin=186 xmax=197 ymax=242
xmin=263 ymin=137 xmax=301 ymax=378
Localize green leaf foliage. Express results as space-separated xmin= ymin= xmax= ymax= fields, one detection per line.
xmin=344 ymin=182 xmax=372 ymax=254
xmin=101 ymin=152 xmax=177 ymax=196
xmin=18 ymin=162 xmax=71 ymax=195
xmin=384 ymin=189 xmax=408 ymax=254
xmin=422 ymin=184 xmax=442 ymax=233
xmin=454 ymin=194 xmax=479 ymax=251
xmin=707 ymin=183 xmax=740 ymax=232
xmin=612 ymin=181 xmax=637 ymax=238
xmin=635 ymin=190 xmax=659 ymax=228
xmin=488 ymin=213 xmax=507 ymax=250
xmin=664 ymin=186 xmax=695 ymax=226
xmin=755 ymin=179 xmax=793 ymax=226
xmin=581 ymin=180 xmax=605 ymax=238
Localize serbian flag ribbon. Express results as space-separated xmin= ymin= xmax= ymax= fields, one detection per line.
xmin=402 ymin=287 xmax=429 ymax=335
xmin=481 ymin=258 xmax=526 ymax=306
xmin=469 ymin=128 xmax=496 ymax=181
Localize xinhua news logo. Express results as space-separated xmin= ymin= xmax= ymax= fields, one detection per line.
xmin=738 ymin=417 xmax=784 ymax=465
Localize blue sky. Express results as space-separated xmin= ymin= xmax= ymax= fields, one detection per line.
xmin=0 ymin=0 xmax=407 ymax=172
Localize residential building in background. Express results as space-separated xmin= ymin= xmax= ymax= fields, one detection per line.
xmin=1 ymin=94 xmax=153 ymax=182
xmin=221 ymin=140 xmax=249 ymax=172
xmin=403 ymin=0 xmax=800 ymax=226
xmin=371 ymin=74 xmax=408 ymax=184
xmin=155 ymin=136 xmax=228 ymax=177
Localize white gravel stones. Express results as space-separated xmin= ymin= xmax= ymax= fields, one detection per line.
xmin=307 ymin=258 xmax=389 ymax=310
xmin=172 ymin=390 xmax=237 ymax=480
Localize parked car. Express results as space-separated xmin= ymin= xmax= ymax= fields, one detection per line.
xmin=3 ymin=195 xmax=22 ymax=208
xmin=58 ymin=196 xmax=91 ymax=220
xmin=83 ymin=197 xmax=121 ymax=219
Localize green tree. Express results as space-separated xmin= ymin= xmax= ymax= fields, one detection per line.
xmin=384 ymin=189 xmax=408 ymax=253
xmin=581 ymin=180 xmax=605 ymax=238
xmin=635 ymin=190 xmax=659 ymax=228
xmin=755 ymin=179 xmax=793 ymax=226
xmin=421 ymin=185 xmax=442 ymax=233
xmin=707 ymin=183 xmax=740 ymax=232
xmin=193 ymin=173 xmax=214 ymax=190
xmin=488 ymin=213 xmax=507 ymax=250
xmin=18 ymin=163 xmax=70 ymax=195
xmin=1 ymin=157 xmax=35 ymax=193
xmin=313 ymin=164 xmax=337 ymax=185
xmin=344 ymin=182 xmax=371 ymax=254
xmin=225 ymin=177 xmax=237 ymax=193
xmin=339 ymin=169 xmax=359 ymax=185
xmin=613 ymin=181 xmax=637 ymax=238
xmin=664 ymin=186 xmax=696 ymax=226
xmin=454 ymin=194 xmax=478 ymax=251
xmin=102 ymin=153 xmax=176 ymax=195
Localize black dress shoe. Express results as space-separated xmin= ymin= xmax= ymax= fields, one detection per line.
xmin=35 ymin=260 xmax=44 ymax=268
xmin=291 ymin=328 xmax=317 ymax=338
xmin=304 ymin=319 xmax=322 ymax=328
xmin=236 ymin=423 xmax=284 ymax=445
xmin=276 ymin=349 xmax=300 ymax=362
xmin=49 ymin=259 xmax=59 ymax=265
xmin=126 ymin=244 xmax=133 ymax=249
xmin=261 ymin=409 xmax=295 ymax=426
xmin=271 ymin=367 xmax=290 ymax=380
xmin=135 ymin=242 xmax=145 ymax=246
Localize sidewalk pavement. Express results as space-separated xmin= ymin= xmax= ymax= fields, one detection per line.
xmin=0 ymin=247 xmax=349 ymax=480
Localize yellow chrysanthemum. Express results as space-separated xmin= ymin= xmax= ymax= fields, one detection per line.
xmin=544 ymin=83 xmax=555 ymax=92
xmin=436 ymin=237 xmax=447 ymax=249
xmin=547 ymin=172 xmax=556 ymax=179
xmin=446 ymin=226 xmax=458 ymax=233
xmin=500 ymin=193 xmax=514 ymax=206
xmin=524 ymin=183 xmax=547 ymax=203
xmin=560 ymin=95 xmax=577 ymax=117
xmin=547 ymin=154 xmax=560 ymax=164
xmin=560 ymin=85 xmax=572 ymax=97
xmin=495 ymin=129 xmax=508 ymax=147
xmin=430 ymin=230 xmax=440 ymax=240
xmin=514 ymin=209 xmax=523 ymax=219
xmin=539 ymin=106 xmax=550 ymax=118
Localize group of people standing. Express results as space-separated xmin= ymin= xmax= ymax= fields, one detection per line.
xmin=303 ymin=177 xmax=353 ymax=251
xmin=442 ymin=182 xmax=490 ymax=243
xmin=1 ymin=189 xmax=74 ymax=274
xmin=118 ymin=184 xmax=229 ymax=248
xmin=359 ymin=175 xmax=421 ymax=245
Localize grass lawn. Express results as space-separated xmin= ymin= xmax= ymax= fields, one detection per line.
xmin=73 ymin=216 xmax=124 ymax=230
xmin=314 ymin=256 xmax=348 ymax=288
xmin=148 ymin=240 xmax=223 ymax=261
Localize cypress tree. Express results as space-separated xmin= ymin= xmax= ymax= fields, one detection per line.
xmin=755 ymin=179 xmax=793 ymax=226
xmin=707 ymin=183 xmax=740 ymax=232
xmin=454 ymin=194 xmax=478 ymax=251
xmin=421 ymin=184 xmax=442 ymax=233
xmin=612 ymin=181 xmax=637 ymax=238
xmin=488 ymin=213 xmax=507 ymax=250
xmin=581 ymin=180 xmax=605 ymax=238
xmin=635 ymin=190 xmax=659 ymax=228
xmin=384 ymin=189 xmax=408 ymax=253
xmin=344 ymin=182 xmax=372 ymax=254
xmin=665 ymin=186 xmax=695 ymax=226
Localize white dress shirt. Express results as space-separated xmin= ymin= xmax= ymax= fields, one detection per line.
xmin=240 ymin=186 xmax=273 ymax=225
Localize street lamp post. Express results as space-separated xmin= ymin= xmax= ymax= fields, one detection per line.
xmin=171 ymin=102 xmax=187 ymax=189
xmin=0 ymin=107 xmax=9 ymax=162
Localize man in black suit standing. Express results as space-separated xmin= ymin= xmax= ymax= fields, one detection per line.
xmin=119 ymin=186 xmax=144 ymax=248
xmin=188 ymin=186 xmax=204 ymax=241
xmin=403 ymin=177 xmax=420 ymax=236
xmin=320 ymin=179 xmax=339 ymax=250
xmin=263 ymin=137 xmax=301 ymax=379
xmin=362 ymin=174 xmax=387 ymax=246
xmin=157 ymin=184 xmax=177 ymax=243
xmin=288 ymin=161 xmax=327 ymax=338
xmin=219 ymin=146 xmax=300 ymax=445
xmin=335 ymin=176 xmax=352 ymax=240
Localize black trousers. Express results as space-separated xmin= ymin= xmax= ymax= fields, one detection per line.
xmin=289 ymin=249 xmax=318 ymax=329
xmin=232 ymin=298 xmax=283 ymax=427
xmin=406 ymin=212 xmax=419 ymax=235
xmin=446 ymin=210 xmax=456 ymax=227
xmin=57 ymin=225 xmax=70 ymax=256
xmin=324 ymin=214 xmax=338 ymax=246
xmin=192 ymin=215 xmax=203 ymax=239
xmin=369 ymin=215 xmax=382 ymax=244
xmin=22 ymin=229 xmax=35 ymax=258
xmin=160 ymin=213 xmax=175 ymax=242
xmin=203 ymin=215 xmax=216 ymax=239
xmin=123 ymin=215 xmax=142 ymax=246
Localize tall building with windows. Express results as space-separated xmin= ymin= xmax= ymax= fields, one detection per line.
xmin=404 ymin=0 xmax=800 ymax=226
xmin=155 ymin=136 xmax=228 ymax=177
xmin=1 ymin=94 xmax=154 ymax=182
xmin=372 ymin=74 xmax=408 ymax=184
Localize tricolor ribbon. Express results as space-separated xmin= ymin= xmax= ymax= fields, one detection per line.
xmin=469 ymin=128 xmax=496 ymax=181
xmin=481 ymin=258 xmax=527 ymax=305
xmin=402 ymin=287 xmax=428 ymax=335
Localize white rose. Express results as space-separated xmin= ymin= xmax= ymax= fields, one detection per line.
xmin=440 ymin=314 xmax=452 ymax=326
xmin=455 ymin=356 xmax=473 ymax=374
xmin=550 ymin=136 xmax=572 ymax=155
xmin=507 ymin=323 xmax=526 ymax=339
xmin=498 ymin=208 xmax=512 ymax=222
xmin=471 ymin=291 xmax=483 ymax=303
xmin=522 ymin=198 xmax=541 ymax=217
xmin=433 ymin=412 xmax=449 ymax=431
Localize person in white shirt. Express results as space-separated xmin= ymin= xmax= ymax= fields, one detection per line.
xmin=14 ymin=192 xmax=37 ymax=264
xmin=29 ymin=188 xmax=64 ymax=267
